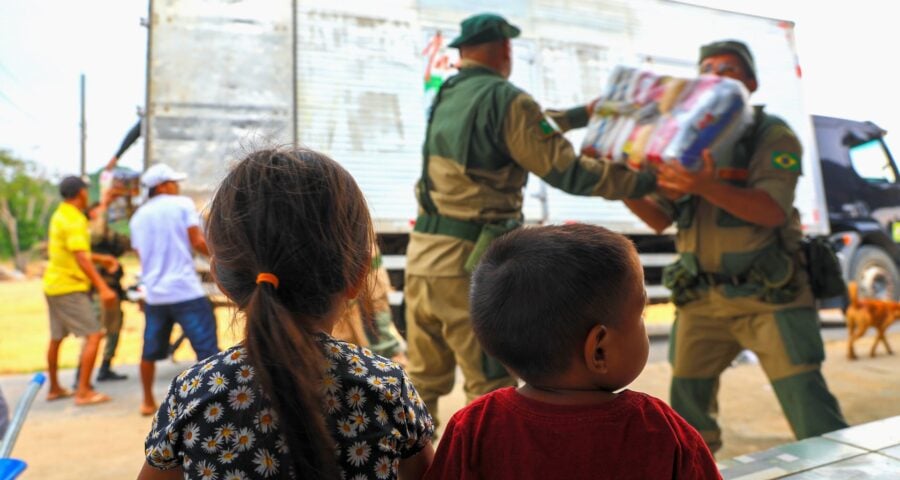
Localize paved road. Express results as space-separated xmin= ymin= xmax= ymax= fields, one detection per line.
xmin=2 ymin=325 xmax=899 ymax=480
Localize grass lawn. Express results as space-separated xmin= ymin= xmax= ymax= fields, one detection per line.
xmin=0 ymin=256 xmax=676 ymax=375
xmin=0 ymin=255 xmax=244 ymax=375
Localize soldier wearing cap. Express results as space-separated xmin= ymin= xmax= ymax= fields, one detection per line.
xmin=405 ymin=12 xmax=656 ymax=421
xmin=78 ymin=125 xmax=143 ymax=382
xmin=89 ymin=120 xmax=144 ymax=381
xmin=87 ymin=181 xmax=134 ymax=381
xmin=625 ymin=40 xmax=847 ymax=452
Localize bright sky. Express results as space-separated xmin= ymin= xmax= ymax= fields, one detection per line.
xmin=0 ymin=1 xmax=147 ymax=176
xmin=688 ymin=0 xmax=900 ymax=157
xmin=1 ymin=0 xmax=898 ymax=177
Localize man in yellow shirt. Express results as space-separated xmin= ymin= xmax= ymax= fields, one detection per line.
xmin=43 ymin=176 xmax=118 ymax=406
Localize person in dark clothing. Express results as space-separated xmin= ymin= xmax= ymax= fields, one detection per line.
xmin=107 ymin=119 xmax=142 ymax=170
xmin=88 ymin=188 xmax=133 ymax=381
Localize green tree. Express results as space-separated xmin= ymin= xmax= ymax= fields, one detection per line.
xmin=0 ymin=149 xmax=57 ymax=272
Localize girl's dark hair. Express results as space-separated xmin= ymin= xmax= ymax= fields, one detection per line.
xmin=206 ymin=148 xmax=374 ymax=479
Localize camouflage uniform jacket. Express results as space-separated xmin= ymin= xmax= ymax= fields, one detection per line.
xmin=408 ymin=59 xmax=655 ymax=276
xmin=656 ymin=106 xmax=814 ymax=316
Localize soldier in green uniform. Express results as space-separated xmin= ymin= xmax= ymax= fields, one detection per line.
xmin=625 ymin=40 xmax=847 ymax=452
xmin=88 ymin=122 xmax=142 ymax=380
xmin=88 ymin=184 xmax=133 ymax=381
xmin=334 ymin=245 xmax=408 ymax=365
xmin=405 ymin=13 xmax=656 ymax=421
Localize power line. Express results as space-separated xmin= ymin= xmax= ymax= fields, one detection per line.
xmin=0 ymin=88 xmax=37 ymax=121
xmin=0 ymin=61 xmax=23 ymax=86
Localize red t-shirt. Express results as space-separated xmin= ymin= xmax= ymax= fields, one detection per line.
xmin=424 ymin=387 xmax=721 ymax=480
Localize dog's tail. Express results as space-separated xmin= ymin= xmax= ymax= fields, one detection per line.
xmin=848 ymin=281 xmax=860 ymax=308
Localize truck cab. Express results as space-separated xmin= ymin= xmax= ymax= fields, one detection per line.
xmin=816 ymin=115 xmax=900 ymax=299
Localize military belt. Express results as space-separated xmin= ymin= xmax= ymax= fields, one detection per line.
xmin=414 ymin=214 xmax=483 ymax=243
xmin=702 ymin=272 xmax=749 ymax=287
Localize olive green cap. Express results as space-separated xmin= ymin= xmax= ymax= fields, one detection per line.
xmin=699 ymin=39 xmax=756 ymax=81
xmin=448 ymin=13 xmax=521 ymax=48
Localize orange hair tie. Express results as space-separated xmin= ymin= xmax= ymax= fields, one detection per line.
xmin=256 ymin=273 xmax=279 ymax=289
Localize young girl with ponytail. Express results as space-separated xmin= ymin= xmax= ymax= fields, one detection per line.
xmin=138 ymin=148 xmax=434 ymax=479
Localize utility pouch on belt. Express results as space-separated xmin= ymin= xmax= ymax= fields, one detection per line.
xmin=801 ymin=237 xmax=848 ymax=300
xmin=464 ymin=219 xmax=521 ymax=273
xmin=662 ymin=253 xmax=703 ymax=306
xmin=746 ymin=246 xmax=799 ymax=304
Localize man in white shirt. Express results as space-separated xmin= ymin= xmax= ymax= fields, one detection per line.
xmin=130 ymin=164 xmax=219 ymax=415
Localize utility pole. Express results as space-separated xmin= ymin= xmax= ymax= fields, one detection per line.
xmin=292 ymin=0 xmax=298 ymax=147
xmin=80 ymin=73 xmax=86 ymax=176
xmin=143 ymin=3 xmax=153 ymax=170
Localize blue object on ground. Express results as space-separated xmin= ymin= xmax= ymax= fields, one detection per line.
xmin=0 ymin=372 xmax=45 ymax=479
xmin=0 ymin=459 xmax=26 ymax=480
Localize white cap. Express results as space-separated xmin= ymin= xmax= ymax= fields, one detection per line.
xmin=141 ymin=163 xmax=187 ymax=189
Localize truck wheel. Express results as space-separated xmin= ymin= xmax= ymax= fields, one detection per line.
xmin=850 ymin=245 xmax=900 ymax=300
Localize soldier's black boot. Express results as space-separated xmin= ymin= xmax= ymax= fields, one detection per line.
xmin=72 ymin=363 xmax=81 ymax=389
xmin=96 ymin=360 xmax=128 ymax=382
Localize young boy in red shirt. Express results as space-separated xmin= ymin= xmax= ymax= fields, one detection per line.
xmin=424 ymin=224 xmax=721 ymax=479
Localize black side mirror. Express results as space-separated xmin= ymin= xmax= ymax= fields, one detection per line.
xmin=842 ymin=130 xmax=866 ymax=147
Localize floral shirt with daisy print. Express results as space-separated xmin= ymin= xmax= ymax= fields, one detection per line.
xmin=145 ymin=333 xmax=434 ymax=479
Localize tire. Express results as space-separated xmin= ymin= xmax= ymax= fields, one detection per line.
xmin=850 ymin=245 xmax=900 ymax=300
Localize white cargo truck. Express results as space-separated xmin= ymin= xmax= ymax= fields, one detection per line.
xmin=142 ymin=0 xmax=830 ymax=320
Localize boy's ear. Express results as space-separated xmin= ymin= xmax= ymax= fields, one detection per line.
xmin=583 ymin=323 xmax=609 ymax=374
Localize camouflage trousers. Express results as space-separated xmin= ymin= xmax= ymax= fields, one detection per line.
xmin=669 ymin=306 xmax=847 ymax=452
xmin=404 ymin=274 xmax=516 ymax=426
xmin=92 ymin=298 xmax=123 ymax=363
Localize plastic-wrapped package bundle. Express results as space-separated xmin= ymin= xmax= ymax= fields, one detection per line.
xmin=650 ymin=76 xmax=752 ymax=169
xmin=98 ymin=167 xmax=141 ymax=234
xmin=581 ymin=66 xmax=753 ymax=171
xmin=581 ymin=66 xmax=635 ymax=160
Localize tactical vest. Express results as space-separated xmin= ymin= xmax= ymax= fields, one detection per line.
xmin=417 ymin=66 xmax=524 ymax=216
xmin=663 ymin=106 xmax=803 ymax=305
xmin=414 ymin=66 xmax=524 ymax=265
xmin=90 ymin=223 xmax=129 ymax=294
xmin=673 ymin=106 xmax=789 ymax=229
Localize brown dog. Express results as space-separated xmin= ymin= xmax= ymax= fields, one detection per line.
xmin=846 ymin=281 xmax=900 ymax=360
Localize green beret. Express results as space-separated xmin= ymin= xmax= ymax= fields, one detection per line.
xmin=699 ymin=40 xmax=756 ymax=81
xmin=448 ymin=13 xmax=521 ymax=48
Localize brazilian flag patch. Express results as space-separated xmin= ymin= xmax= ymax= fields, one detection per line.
xmin=771 ymin=151 xmax=800 ymax=171
xmin=538 ymin=116 xmax=560 ymax=137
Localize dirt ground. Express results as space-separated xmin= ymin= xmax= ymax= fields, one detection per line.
xmin=2 ymin=329 xmax=898 ymax=479
xmin=3 ymin=272 xmax=900 ymax=479
xmin=0 ymin=275 xmax=676 ymax=375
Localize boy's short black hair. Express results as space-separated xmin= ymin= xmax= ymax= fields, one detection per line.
xmin=470 ymin=223 xmax=639 ymax=382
